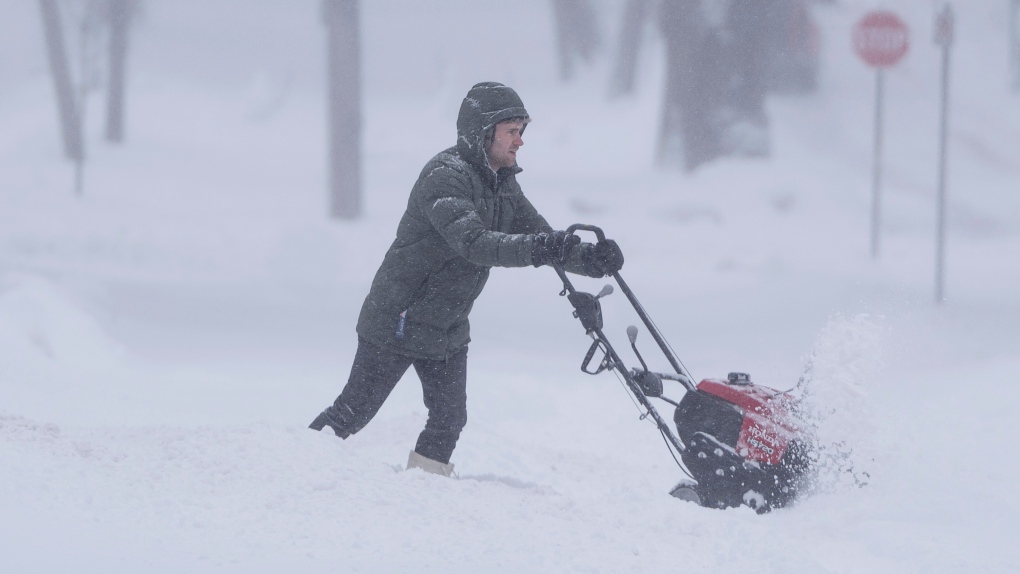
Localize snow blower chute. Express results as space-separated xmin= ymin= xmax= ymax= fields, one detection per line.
xmin=553 ymin=225 xmax=812 ymax=513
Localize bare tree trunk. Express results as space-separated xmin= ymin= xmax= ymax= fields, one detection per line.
xmin=106 ymin=0 xmax=132 ymax=143
xmin=657 ymin=0 xmax=770 ymax=172
xmin=551 ymin=0 xmax=602 ymax=81
xmin=761 ymin=0 xmax=819 ymax=95
xmin=608 ymin=0 xmax=650 ymax=97
xmin=39 ymin=0 xmax=83 ymax=163
xmin=1011 ymin=0 xmax=1020 ymax=91
xmin=323 ymin=0 xmax=362 ymax=220
xmin=657 ymin=0 xmax=701 ymax=170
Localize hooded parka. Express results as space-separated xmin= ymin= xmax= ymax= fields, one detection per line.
xmin=356 ymin=82 xmax=600 ymax=360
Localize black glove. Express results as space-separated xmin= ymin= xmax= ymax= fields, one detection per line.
xmin=586 ymin=239 xmax=624 ymax=276
xmin=532 ymin=230 xmax=580 ymax=267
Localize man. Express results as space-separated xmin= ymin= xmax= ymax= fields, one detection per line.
xmin=309 ymin=82 xmax=624 ymax=476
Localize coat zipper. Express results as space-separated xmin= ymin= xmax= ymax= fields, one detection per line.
xmin=492 ymin=172 xmax=504 ymax=230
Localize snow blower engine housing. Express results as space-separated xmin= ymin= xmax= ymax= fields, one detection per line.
xmin=670 ymin=372 xmax=810 ymax=510
xmin=552 ymin=225 xmax=812 ymax=513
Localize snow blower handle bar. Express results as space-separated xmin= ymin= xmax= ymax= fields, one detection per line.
xmin=565 ymin=223 xmax=607 ymax=242
xmin=551 ymin=230 xmax=687 ymax=455
xmin=563 ymin=225 xmax=697 ymax=392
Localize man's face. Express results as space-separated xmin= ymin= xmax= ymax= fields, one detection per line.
xmin=486 ymin=119 xmax=526 ymax=170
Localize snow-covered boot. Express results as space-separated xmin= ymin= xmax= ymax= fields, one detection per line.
xmin=406 ymin=450 xmax=455 ymax=477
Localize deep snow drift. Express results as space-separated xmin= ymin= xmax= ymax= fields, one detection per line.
xmin=2 ymin=0 xmax=1019 ymax=572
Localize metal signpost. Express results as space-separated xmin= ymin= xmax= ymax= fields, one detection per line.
xmin=853 ymin=11 xmax=909 ymax=259
xmin=934 ymin=5 xmax=954 ymax=305
xmin=1012 ymin=0 xmax=1020 ymax=91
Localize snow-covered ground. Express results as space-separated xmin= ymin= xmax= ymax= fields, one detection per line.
xmin=2 ymin=0 xmax=1019 ymax=572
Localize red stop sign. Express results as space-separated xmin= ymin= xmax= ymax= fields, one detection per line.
xmin=853 ymin=11 xmax=909 ymax=67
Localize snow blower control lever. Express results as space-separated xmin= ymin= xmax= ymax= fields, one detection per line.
xmin=551 ymin=224 xmax=813 ymax=514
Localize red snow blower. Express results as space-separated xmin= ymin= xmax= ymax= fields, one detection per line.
xmin=553 ymin=225 xmax=812 ymax=513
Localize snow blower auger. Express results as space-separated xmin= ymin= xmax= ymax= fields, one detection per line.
xmin=552 ymin=225 xmax=813 ymax=513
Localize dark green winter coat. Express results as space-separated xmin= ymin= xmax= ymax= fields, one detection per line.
xmin=356 ymin=82 xmax=602 ymax=360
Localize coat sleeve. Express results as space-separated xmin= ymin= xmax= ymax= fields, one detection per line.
xmin=508 ymin=192 xmax=552 ymax=235
xmin=417 ymin=164 xmax=536 ymax=268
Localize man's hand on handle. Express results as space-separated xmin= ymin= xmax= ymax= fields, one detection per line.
xmin=532 ymin=230 xmax=581 ymax=267
xmin=587 ymin=239 xmax=624 ymax=276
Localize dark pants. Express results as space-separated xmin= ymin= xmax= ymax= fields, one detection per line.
xmin=318 ymin=338 xmax=468 ymax=465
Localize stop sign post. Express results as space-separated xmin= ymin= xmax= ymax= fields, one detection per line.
xmin=854 ymin=11 xmax=909 ymax=259
xmin=933 ymin=5 xmax=954 ymax=305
